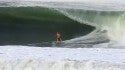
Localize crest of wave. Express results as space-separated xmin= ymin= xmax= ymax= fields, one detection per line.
xmin=56 ymin=9 xmax=125 ymax=48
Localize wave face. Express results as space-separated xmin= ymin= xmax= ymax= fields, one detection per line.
xmin=0 ymin=7 xmax=94 ymax=46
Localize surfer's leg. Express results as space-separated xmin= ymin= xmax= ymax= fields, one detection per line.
xmin=56 ymin=38 xmax=61 ymax=43
xmin=56 ymin=38 xmax=59 ymax=43
xmin=58 ymin=38 xmax=62 ymax=43
xmin=60 ymin=38 xmax=62 ymax=42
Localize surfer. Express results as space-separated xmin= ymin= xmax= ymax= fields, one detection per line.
xmin=56 ymin=32 xmax=62 ymax=43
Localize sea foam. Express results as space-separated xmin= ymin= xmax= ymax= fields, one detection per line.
xmin=0 ymin=46 xmax=125 ymax=70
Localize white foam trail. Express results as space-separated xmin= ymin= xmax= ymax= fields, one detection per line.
xmin=0 ymin=46 xmax=125 ymax=70
xmin=0 ymin=59 xmax=124 ymax=70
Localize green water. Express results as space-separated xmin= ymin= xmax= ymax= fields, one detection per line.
xmin=0 ymin=7 xmax=94 ymax=46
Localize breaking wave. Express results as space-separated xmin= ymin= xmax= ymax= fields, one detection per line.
xmin=0 ymin=1 xmax=125 ymax=48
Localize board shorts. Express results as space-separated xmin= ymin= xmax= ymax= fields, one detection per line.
xmin=57 ymin=38 xmax=61 ymax=41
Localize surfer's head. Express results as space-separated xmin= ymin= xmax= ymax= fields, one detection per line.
xmin=57 ymin=32 xmax=59 ymax=34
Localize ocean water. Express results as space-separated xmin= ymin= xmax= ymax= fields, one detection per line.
xmin=0 ymin=1 xmax=125 ymax=48
xmin=0 ymin=0 xmax=125 ymax=70
xmin=0 ymin=7 xmax=94 ymax=47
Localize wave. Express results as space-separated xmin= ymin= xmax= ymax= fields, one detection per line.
xmin=0 ymin=1 xmax=125 ymax=47
xmin=56 ymin=8 xmax=125 ymax=47
xmin=0 ymin=7 xmax=94 ymax=46
xmin=56 ymin=9 xmax=125 ymax=48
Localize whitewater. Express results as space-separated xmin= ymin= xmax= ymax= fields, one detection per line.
xmin=0 ymin=46 xmax=125 ymax=70
xmin=0 ymin=0 xmax=125 ymax=70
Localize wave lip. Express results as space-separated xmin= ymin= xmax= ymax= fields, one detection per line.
xmin=0 ymin=1 xmax=125 ymax=11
